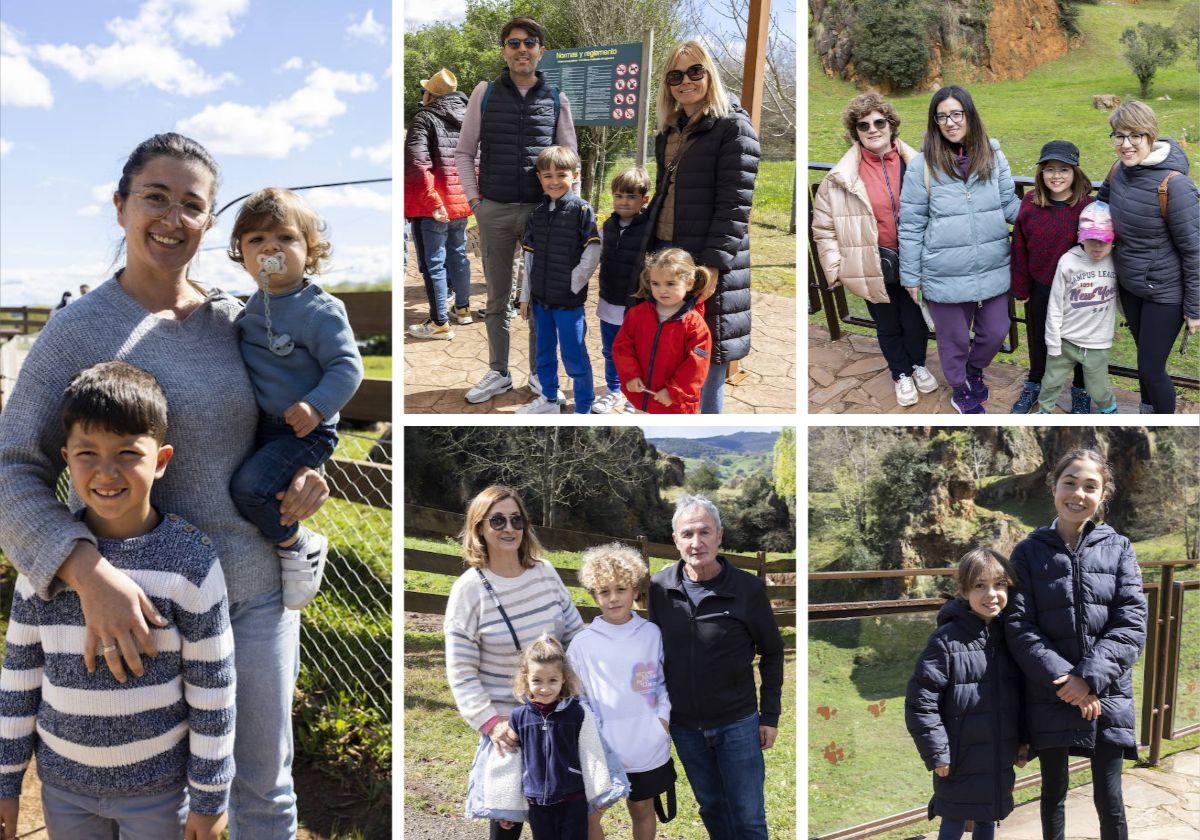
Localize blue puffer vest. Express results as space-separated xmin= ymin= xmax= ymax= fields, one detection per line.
xmin=1006 ymin=521 xmax=1146 ymax=759
xmin=509 ymin=696 xmax=586 ymax=805
xmin=905 ymin=598 xmax=1024 ymax=823
xmin=524 ymin=193 xmax=597 ymax=308
xmin=599 ymin=211 xmax=650 ymax=308
xmin=479 ymin=69 xmax=559 ymax=205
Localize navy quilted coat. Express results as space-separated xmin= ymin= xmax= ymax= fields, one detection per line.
xmin=1005 ymin=522 xmax=1146 ymax=759
xmin=1099 ymin=139 xmax=1199 ymax=320
xmin=905 ymin=598 xmax=1024 ymax=823
xmin=646 ymin=106 xmax=760 ymax=364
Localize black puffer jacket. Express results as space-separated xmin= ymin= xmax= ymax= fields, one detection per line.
xmin=478 ymin=69 xmax=559 ymax=205
xmin=1100 ymin=138 xmax=1199 ymax=319
xmin=646 ymin=106 xmax=760 ymax=364
xmin=1005 ymin=521 xmax=1146 ymax=758
xmin=905 ymin=598 xmax=1024 ymax=824
xmin=403 ymin=91 xmax=472 ymax=220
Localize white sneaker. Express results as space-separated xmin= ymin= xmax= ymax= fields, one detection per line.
xmin=895 ymin=374 xmax=918 ymax=406
xmin=528 ymin=372 xmax=543 ymax=397
xmin=465 ymin=370 xmax=513 ymax=403
xmin=279 ymin=530 xmax=328 ymax=610
xmin=591 ymin=389 xmax=626 ymax=413
xmin=911 ymin=365 xmax=938 ymax=393
xmin=454 ymin=306 xmax=473 ymax=325
xmin=516 ymin=395 xmax=562 ymax=414
xmin=408 ymin=320 xmax=454 ymax=340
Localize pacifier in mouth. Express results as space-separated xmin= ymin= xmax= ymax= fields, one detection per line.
xmin=269 ymin=333 xmax=295 ymax=356
xmin=258 ymin=252 xmax=287 ymax=275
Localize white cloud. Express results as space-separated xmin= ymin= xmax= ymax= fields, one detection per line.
xmin=77 ymin=205 xmax=101 ymax=217
xmin=0 ymin=23 xmax=53 ymax=108
xmin=281 ymin=56 xmax=304 ymax=71
xmin=176 ymin=66 xmax=377 ymax=157
xmin=92 ymin=182 xmax=118 ymax=203
xmin=34 ymin=0 xmax=237 ymax=96
xmin=351 ymin=140 xmax=391 ymax=166
xmin=404 ymin=0 xmax=468 ymax=28
xmin=347 ymin=9 xmax=387 ymax=44
xmin=0 ymin=260 xmax=112 ymax=306
xmin=0 ymin=138 xmax=11 ymax=156
xmin=307 ymin=185 xmax=390 ymax=213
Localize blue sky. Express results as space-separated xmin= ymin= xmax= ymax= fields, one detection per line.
xmin=1 ymin=1 xmax=391 ymax=306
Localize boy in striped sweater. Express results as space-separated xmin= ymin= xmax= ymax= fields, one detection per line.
xmin=0 ymin=362 xmax=235 ymax=839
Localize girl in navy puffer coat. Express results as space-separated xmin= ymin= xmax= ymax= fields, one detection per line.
xmin=906 ymin=548 xmax=1029 ymax=840
xmin=1006 ymin=448 xmax=1146 ymax=840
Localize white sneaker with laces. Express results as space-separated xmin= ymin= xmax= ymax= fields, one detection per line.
xmin=279 ymin=530 xmax=328 ymax=610
xmin=516 ymin=395 xmax=562 ymax=414
xmin=407 ymin=320 xmax=453 ymax=340
xmin=591 ymin=389 xmax=626 ymax=413
xmin=911 ymin=365 xmax=938 ymax=393
xmin=528 ymin=373 xmax=543 ymax=397
xmin=454 ymin=306 xmax=473 ymax=325
xmin=895 ymin=374 xmax=918 ymax=407
xmin=465 ymin=370 xmax=513 ymax=403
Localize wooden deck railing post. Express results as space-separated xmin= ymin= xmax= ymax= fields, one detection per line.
xmin=1149 ymin=564 xmax=1177 ymax=765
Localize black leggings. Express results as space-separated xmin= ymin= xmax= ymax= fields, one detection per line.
xmin=1119 ymin=286 xmax=1184 ymax=413
xmin=1038 ymin=742 xmax=1128 ymax=840
xmin=864 ymin=281 xmax=929 ymax=381
xmin=1025 ymin=284 xmax=1084 ymax=388
xmin=489 ymin=820 xmax=522 ymax=839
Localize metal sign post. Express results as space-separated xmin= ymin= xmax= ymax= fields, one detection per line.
xmin=636 ymin=30 xmax=654 ymax=167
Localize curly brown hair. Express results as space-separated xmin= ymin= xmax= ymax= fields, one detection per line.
xmin=511 ymin=635 xmax=581 ymax=701
xmin=228 ymin=187 xmax=332 ymax=275
xmin=842 ymin=93 xmax=901 ymax=146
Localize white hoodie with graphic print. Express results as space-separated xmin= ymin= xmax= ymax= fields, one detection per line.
xmin=1046 ymin=244 xmax=1119 ymax=354
xmin=567 ymin=613 xmax=672 ymax=774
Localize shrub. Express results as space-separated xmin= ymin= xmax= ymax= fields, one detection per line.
xmin=1121 ymin=22 xmax=1181 ymax=98
xmin=294 ymin=689 xmax=392 ymax=806
xmin=1056 ymin=0 xmax=1081 ymax=39
xmin=850 ymin=0 xmax=931 ymax=90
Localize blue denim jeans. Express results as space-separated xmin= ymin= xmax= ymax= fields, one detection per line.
xmin=230 ymin=416 xmax=337 ymax=544
xmin=937 ymin=817 xmax=996 ymax=840
xmin=42 ymin=782 xmax=188 ymax=839
xmin=670 ymin=712 xmax=767 ymax=840
xmin=599 ymin=319 xmax=622 ymax=393
xmin=412 ymin=216 xmax=471 ymax=325
xmin=700 ymin=361 xmax=728 ymax=414
xmin=228 ymin=587 xmax=301 ymax=839
xmin=531 ymin=302 xmax=594 ymax=413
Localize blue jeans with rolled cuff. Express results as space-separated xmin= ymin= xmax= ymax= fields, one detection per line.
xmin=230 ymin=416 xmax=337 ymax=544
xmin=412 ymin=216 xmax=471 ymax=324
xmin=41 ymin=782 xmax=188 ymax=839
xmin=670 ymin=712 xmax=767 ymax=840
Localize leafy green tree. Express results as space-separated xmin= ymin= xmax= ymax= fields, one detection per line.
xmin=1120 ymin=22 xmax=1180 ymax=98
xmin=1175 ymin=2 xmax=1200 ymax=70
xmin=773 ymin=427 xmax=796 ymax=502
xmin=685 ymin=461 xmax=721 ymax=494
xmin=849 ymin=0 xmax=930 ymax=91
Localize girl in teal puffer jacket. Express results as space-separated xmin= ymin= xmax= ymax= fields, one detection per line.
xmin=899 ymin=85 xmax=1020 ymax=414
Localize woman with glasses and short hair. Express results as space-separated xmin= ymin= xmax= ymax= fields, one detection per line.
xmin=642 ymin=39 xmax=760 ymax=414
xmin=812 ymin=93 xmax=936 ymax=408
xmin=447 ymin=485 xmax=585 ymax=840
xmin=1099 ymin=99 xmax=1199 ymax=414
xmin=899 ymin=85 xmax=1020 ymax=414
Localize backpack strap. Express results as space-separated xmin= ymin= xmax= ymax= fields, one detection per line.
xmin=1158 ymin=170 xmax=1180 ymax=219
xmin=482 ymin=80 xmax=559 ymax=135
xmin=480 ymin=81 xmax=493 ymax=116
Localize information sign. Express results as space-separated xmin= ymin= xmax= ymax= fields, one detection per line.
xmin=538 ymin=42 xmax=644 ymax=127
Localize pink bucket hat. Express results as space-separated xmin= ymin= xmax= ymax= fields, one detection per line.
xmin=1079 ymin=201 xmax=1114 ymax=243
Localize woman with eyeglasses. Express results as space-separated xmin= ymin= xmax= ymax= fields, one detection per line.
xmin=0 ymin=133 xmax=330 ymax=835
xmin=1099 ymin=100 xmax=1199 ymax=414
xmin=643 ymin=39 xmax=760 ymax=414
xmin=448 ymin=485 xmax=585 ymax=840
xmin=812 ymin=93 xmax=935 ymax=408
xmin=899 ymin=85 xmax=1020 ymax=414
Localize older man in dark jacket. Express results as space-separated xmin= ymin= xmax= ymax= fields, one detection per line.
xmin=647 ymin=494 xmax=783 ymax=840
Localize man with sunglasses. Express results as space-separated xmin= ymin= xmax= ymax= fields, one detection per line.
xmin=455 ymin=16 xmax=578 ymax=406
xmin=647 ymin=495 xmax=783 ymax=839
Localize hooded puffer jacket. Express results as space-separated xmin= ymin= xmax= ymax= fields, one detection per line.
xmin=645 ymin=106 xmax=759 ymax=364
xmin=612 ymin=297 xmax=710 ymax=413
xmin=1099 ymin=139 xmax=1199 ymax=319
xmin=404 ymin=92 xmax=472 ymax=220
xmin=899 ymin=138 xmax=1021 ymax=304
xmin=1005 ymin=521 xmax=1146 ymax=758
xmin=811 ymin=140 xmax=918 ymax=304
xmin=905 ymin=598 xmax=1024 ymax=824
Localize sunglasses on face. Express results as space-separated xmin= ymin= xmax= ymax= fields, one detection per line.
xmin=666 ymin=64 xmax=706 ymax=87
xmin=505 ymin=37 xmax=540 ymax=49
xmin=856 ymin=118 xmax=889 ymax=133
xmin=486 ymin=513 xmax=525 ymax=531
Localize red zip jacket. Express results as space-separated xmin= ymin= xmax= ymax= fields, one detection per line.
xmin=613 ymin=297 xmax=711 ymax=414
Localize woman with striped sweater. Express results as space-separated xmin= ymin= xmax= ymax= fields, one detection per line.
xmin=445 ymin=485 xmax=584 ymax=839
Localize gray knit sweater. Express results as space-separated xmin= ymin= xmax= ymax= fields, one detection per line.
xmin=0 ymin=277 xmax=278 ymax=603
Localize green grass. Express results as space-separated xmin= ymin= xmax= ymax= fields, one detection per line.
xmin=806 ymin=0 xmax=1200 ymax=394
xmin=403 ymin=627 xmax=797 ymax=838
xmin=361 ymin=355 xmax=392 ymax=379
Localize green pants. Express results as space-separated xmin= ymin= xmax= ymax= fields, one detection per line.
xmin=1038 ymin=340 xmax=1116 ymax=412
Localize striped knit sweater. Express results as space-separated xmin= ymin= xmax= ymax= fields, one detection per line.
xmin=0 ymin=513 xmax=235 ymax=814
xmin=444 ymin=561 xmax=584 ymax=730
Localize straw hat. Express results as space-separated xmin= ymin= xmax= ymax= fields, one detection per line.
xmin=421 ymin=69 xmax=458 ymax=97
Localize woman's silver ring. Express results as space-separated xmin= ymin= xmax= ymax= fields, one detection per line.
xmin=100 ymin=643 xmax=118 ymax=654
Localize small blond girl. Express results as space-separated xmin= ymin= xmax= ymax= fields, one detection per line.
xmin=612 ymin=248 xmax=712 ymax=413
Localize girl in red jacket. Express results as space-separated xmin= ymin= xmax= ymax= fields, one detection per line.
xmin=613 ymin=248 xmax=712 ymax=413
xmin=1009 ymin=141 xmax=1095 ymax=413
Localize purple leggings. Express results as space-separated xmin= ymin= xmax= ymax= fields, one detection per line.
xmin=926 ymin=294 xmax=1011 ymax=388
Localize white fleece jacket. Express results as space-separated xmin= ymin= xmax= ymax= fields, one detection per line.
xmin=566 ymin=614 xmax=672 ymax=773
xmin=1046 ymin=244 xmax=1119 ymax=354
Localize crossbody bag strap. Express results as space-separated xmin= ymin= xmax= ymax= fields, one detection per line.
xmin=476 ymin=568 xmax=522 ymax=652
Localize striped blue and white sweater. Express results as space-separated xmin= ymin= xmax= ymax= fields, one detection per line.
xmin=0 ymin=512 xmax=235 ymax=814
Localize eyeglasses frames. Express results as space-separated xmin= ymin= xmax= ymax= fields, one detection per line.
xmin=486 ymin=513 xmax=526 ymax=531
xmin=128 ymin=189 xmax=211 ymax=229
xmin=1109 ymin=132 xmax=1148 ymax=148
xmin=934 ymin=110 xmax=966 ymax=126
xmin=666 ymin=64 xmax=707 ymax=87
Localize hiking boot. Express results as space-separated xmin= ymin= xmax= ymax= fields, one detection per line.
xmin=1070 ymin=386 xmax=1092 ymax=414
xmin=1011 ymin=380 xmax=1040 ymax=414
xmin=465 ymin=370 xmax=513 ymax=403
xmin=408 ymin=320 xmax=453 ymax=340
xmin=895 ymin=374 xmax=918 ymax=407
xmin=951 ymin=383 xmax=985 ymax=414
xmin=911 ymin=365 xmax=938 ymax=393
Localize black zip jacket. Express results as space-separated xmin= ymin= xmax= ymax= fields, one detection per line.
xmin=647 ymin=557 xmax=783 ymax=729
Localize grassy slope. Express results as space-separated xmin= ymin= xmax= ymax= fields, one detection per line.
xmin=806 ymin=0 xmax=1200 ymax=390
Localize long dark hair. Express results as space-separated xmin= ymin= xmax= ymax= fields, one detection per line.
xmin=922 ymin=85 xmax=994 ymax=182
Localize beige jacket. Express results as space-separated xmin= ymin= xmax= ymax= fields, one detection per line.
xmin=811 ymin=140 xmax=917 ymax=304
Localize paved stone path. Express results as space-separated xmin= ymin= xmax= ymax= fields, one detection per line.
xmin=404 ymin=238 xmax=797 ymax=414
xmin=919 ymin=747 xmax=1200 ymax=839
xmin=809 ymin=326 xmax=1199 ymax=415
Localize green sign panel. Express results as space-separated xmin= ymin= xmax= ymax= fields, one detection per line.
xmin=539 ymin=42 xmax=645 ymax=127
